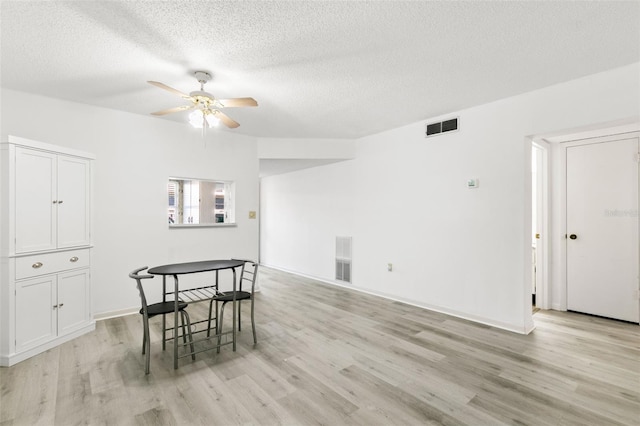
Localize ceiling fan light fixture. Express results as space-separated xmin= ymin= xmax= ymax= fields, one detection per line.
xmin=188 ymin=109 xmax=205 ymax=128
xmin=189 ymin=109 xmax=220 ymax=129
xmin=205 ymin=112 xmax=220 ymax=127
xmin=149 ymin=70 xmax=256 ymax=130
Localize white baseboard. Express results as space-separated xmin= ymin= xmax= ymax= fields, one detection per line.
xmin=1 ymin=322 xmax=95 ymax=367
xmin=262 ymin=263 xmax=531 ymax=334
xmin=93 ymin=306 xmax=138 ymax=321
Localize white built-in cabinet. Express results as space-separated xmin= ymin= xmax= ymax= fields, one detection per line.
xmin=14 ymin=148 xmax=91 ymax=252
xmin=1 ymin=136 xmax=95 ymax=367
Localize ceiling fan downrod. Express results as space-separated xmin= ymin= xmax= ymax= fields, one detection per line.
xmin=194 ymin=71 xmax=211 ymax=88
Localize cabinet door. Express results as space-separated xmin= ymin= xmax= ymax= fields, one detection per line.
xmin=57 ymin=156 xmax=91 ymax=248
xmin=15 ymin=148 xmax=57 ymax=253
xmin=57 ymin=269 xmax=91 ymax=335
xmin=15 ymin=275 xmax=57 ymax=352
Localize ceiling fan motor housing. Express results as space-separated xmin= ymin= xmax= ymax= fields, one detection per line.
xmin=190 ymin=90 xmax=215 ymax=100
xmin=194 ymin=71 xmax=212 ymax=83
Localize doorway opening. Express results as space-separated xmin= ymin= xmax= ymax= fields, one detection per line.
xmin=531 ymin=141 xmax=549 ymax=313
xmin=528 ymin=120 xmax=639 ymax=328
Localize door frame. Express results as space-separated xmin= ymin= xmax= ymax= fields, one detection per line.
xmin=527 ymin=121 xmax=639 ymax=321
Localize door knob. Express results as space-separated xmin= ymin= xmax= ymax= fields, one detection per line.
xmin=569 ymin=234 xmax=577 ymax=240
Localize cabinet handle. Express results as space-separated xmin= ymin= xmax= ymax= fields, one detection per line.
xmin=53 ymin=304 xmax=58 ymax=309
xmin=32 ymin=262 xmax=43 ymax=269
xmin=70 ymin=256 xmax=79 ymax=262
xmin=58 ymin=200 xmax=64 ymax=204
xmin=58 ymin=303 xmax=64 ymax=308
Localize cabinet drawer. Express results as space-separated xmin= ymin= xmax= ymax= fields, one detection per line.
xmin=15 ymin=249 xmax=90 ymax=280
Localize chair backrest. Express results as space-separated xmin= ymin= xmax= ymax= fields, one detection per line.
xmin=129 ymin=266 xmax=155 ymax=314
xmin=232 ymin=259 xmax=258 ymax=294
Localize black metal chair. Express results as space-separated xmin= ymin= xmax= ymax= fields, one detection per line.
xmin=129 ymin=266 xmax=195 ymax=374
xmin=208 ymin=259 xmax=258 ymax=349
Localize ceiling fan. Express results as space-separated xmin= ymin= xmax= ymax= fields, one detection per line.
xmin=148 ymin=71 xmax=257 ymax=129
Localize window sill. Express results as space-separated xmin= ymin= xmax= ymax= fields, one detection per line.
xmin=169 ymin=223 xmax=237 ymax=229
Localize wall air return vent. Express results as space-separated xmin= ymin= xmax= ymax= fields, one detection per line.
xmin=336 ymin=236 xmax=352 ymax=283
xmin=425 ymin=117 xmax=458 ymax=137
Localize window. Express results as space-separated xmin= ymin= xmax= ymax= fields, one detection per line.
xmin=168 ymin=178 xmax=235 ymax=227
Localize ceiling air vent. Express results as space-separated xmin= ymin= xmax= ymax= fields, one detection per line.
xmin=425 ymin=117 xmax=458 ymax=138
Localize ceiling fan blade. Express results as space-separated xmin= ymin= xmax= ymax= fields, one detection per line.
xmin=151 ymin=105 xmax=194 ymax=116
xmin=214 ymin=111 xmax=240 ymax=128
xmin=148 ymin=81 xmax=191 ymax=99
xmin=216 ymin=97 xmax=258 ymax=108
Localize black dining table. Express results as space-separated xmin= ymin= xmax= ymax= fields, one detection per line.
xmin=148 ymin=259 xmax=245 ymax=369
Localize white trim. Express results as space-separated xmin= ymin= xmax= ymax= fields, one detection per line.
xmin=169 ymin=223 xmax=237 ymax=229
xmin=93 ymin=307 xmax=139 ymax=321
xmin=559 ymin=131 xmax=640 ymax=147
xmin=8 ymin=245 xmax=95 ymax=258
xmin=4 ymin=135 xmax=96 ymax=160
xmin=522 ymin=137 xmax=536 ymax=333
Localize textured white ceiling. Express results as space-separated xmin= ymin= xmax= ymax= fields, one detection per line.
xmin=2 ymin=1 xmax=639 ymax=139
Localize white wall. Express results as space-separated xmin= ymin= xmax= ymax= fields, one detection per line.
xmin=1 ymin=89 xmax=260 ymax=316
xmin=257 ymin=137 xmax=356 ymax=159
xmin=260 ymin=160 xmax=355 ymax=279
xmin=260 ymin=63 xmax=640 ymax=333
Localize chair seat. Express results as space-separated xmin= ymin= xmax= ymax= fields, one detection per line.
xmin=214 ymin=291 xmax=252 ymax=302
xmin=141 ymin=300 xmax=188 ymax=317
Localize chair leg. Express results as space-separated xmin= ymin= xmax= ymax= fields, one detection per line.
xmin=143 ymin=315 xmax=151 ymax=375
xmin=217 ymin=301 xmax=226 ymax=353
xmin=250 ymin=297 xmax=257 ymax=345
xmin=141 ymin=317 xmax=147 ymax=355
xmin=181 ymin=310 xmax=196 ymax=361
xmin=238 ymin=300 xmax=242 ymax=331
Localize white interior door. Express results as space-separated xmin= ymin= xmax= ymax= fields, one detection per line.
xmin=566 ymin=136 xmax=639 ymax=322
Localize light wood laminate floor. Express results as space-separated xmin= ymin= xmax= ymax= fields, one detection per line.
xmin=1 ymin=267 xmax=638 ymax=425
